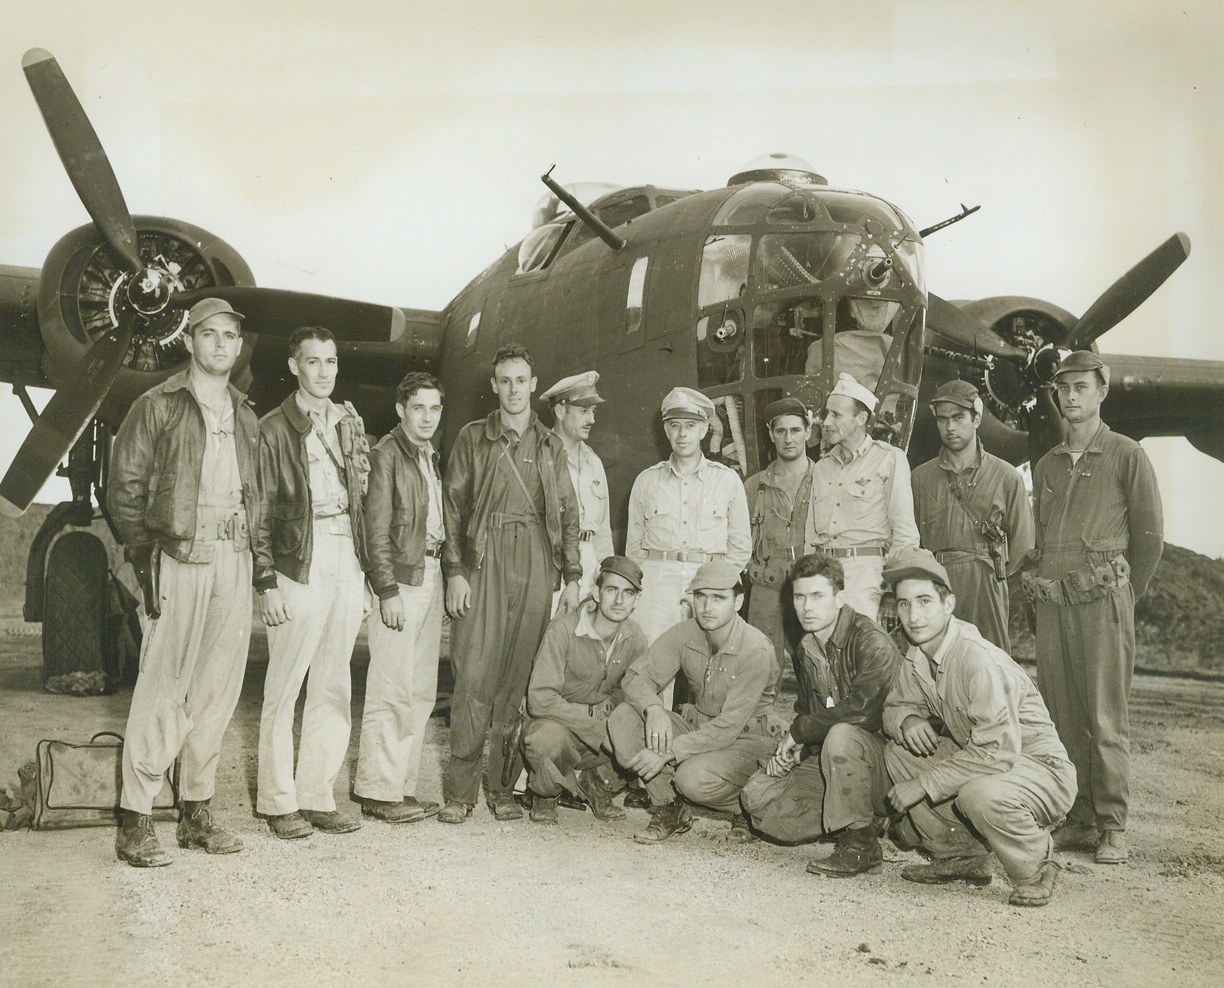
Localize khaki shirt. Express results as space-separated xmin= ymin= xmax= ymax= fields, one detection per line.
xmin=744 ymin=457 xmax=817 ymax=586
xmin=297 ymin=393 xmax=348 ymax=517
xmin=883 ymin=618 xmax=1071 ymax=803
xmin=807 ymin=435 xmax=919 ymax=551
xmin=557 ymin=435 xmax=614 ymax=562
xmin=626 ymin=455 xmax=751 ymax=566
xmin=400 ymin=425 xmax=444 ymax=548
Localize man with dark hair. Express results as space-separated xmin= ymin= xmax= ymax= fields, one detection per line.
xmin=912 ymin=380 xmax=1034 ymax=650
xmin=523 ymin=556 xmax=648 ymax=826
xmin=810 ymin=548 xmax=1075 ymax=909
xmin=439 ymin=343 xmax=583 ymax=823
xmin=1028 ymin=350 xmax=1164 ymax=865
xmin=539 ymin=371 xmax=614 ymax=602
xmin=741 ymin=552 xmax=901 ymax=845
xmin=807 ymin=373 xmax=919 ymax=621
xmin=744 ymin=397 xmax=817 ymax=676
xmin=109 ymin=298 xmax=258 ymax=867
xmin=607 ymin=562 xmax=776 ymax=844
xmin=353 ymin=372 xmax=446 ymax=824
xmin=254 ymin=325 xmax=370 ymax=839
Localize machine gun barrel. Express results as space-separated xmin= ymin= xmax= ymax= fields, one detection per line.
xmin=540 ymin=166 xmax=626 ymax=252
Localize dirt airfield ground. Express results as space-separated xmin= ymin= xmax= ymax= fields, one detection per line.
xmin=1 ymin=603 xmax=1222 ymax=988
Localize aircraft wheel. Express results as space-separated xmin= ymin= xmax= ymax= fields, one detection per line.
xmin=42 ymin=531 xmax=109 ymax=693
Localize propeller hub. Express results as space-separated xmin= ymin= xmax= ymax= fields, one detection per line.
xmin=1029 ymin=343 xmax=1067 ymax=386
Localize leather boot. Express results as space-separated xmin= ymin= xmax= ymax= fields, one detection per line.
xmin=632 ymin=799 xmax=693 ymax=844
xmin=576 ymin=769 xmax=626 ymax=822
xmin=807 ymin=826 xmax=883 ymax=877
xmin=116 ymin=809 xmax=173 ymax=868
xmin=901 ymin=854 xmax=993 ymax=886
xmin=177 ymin=799 xmax=243 ymax=854
xmin=530 ymin=794 xmax=559 ymax=825
xmin=1009 ymin=861 xmax=1057 ymax=907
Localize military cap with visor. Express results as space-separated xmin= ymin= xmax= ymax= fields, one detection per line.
xmin=685 ymin=561 xmax=743 ymax=593
xmin=661 ymin=386 xmax=715 ymax=422
xmin=882 ymin=547 xmax=952 ymax=592
xmin=188 ymin=297 xmax=245 ymax=330
xmin=599 ymin=555 xmax=643 ymax=591
xmin=929 ymin=379 xmax=983 ymax=415
xmin=763 ymin=396 xmax=810 ymax=427
xmin=1053 ymin=349 xmax=1111 ymax=386
xmin=540 ymin=370 xmax=604 ymax=406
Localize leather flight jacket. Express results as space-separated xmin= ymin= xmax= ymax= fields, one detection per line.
xmin=364 ymin=428 xmax=443 ymax=599
xmin=442 ymin=411 xmax=582 ymax=587
xmin=253 ymin=393 xmax=370 ymax=590
xmin=108 ymin=369 xmax=260 ymax=566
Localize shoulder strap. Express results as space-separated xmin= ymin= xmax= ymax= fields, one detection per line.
xmin=498 ymin=437 xmax=544 ymax=520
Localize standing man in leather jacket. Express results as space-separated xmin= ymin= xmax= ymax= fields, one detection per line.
xmin=254 ymin=326 xmax=370 ymax=840
xmin=109 ymin=298 xmax=259 ymax=867
xmin=439 ymin=343 xmax=583 ymax=824
xmin=353 ymin=372 xmax=446 ymax=824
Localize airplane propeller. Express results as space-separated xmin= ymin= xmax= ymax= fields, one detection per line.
xmin=22 ymin=48 xmax=143 ymax=276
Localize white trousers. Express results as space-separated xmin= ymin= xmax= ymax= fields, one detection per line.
xmin=633 ymin=559 xmax=702 ymax=709
xmin=839 ymin=556 xmax=884 ymax=623
xmin=121 ymin=543 xmax=251 ymax=814
xmin=353 ymin=559 xmax=444 ymax=802
xmin=256 ymin=525 xmax=365 ymax=816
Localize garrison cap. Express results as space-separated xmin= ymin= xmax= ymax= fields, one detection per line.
xmin=882 ymin=548 xmax=951 ymax=592
xmin=686 ymin=561 xmax=743 ymax=593
xmin=829 ymin=373 xmax=878 ymax=413
xmin=764 ymin=396 xmax=810 ymax=426
xmin=540 ymin=370 xmax=604 ymax=406
xmin=661 ymin=387 xmax=715 ymax=422
xmin=598 ymin=555 xmax=643 ymax=591
xmin=930 ymin=379 xmax=983 ymax=415
xmin=1053 ymin=350 xmax=1111 ymax=386
xmin=188 ymin=297 xmax=245 ymax=330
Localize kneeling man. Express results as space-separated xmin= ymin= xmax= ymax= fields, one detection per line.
xmin=607 ymin=562 xmax=775 ymax=844
xmin=524 ymin=556 xmax=649 ymax=825
xmin=812 ymin=549 xmax=1076 ymax=908
xmin=740 ymin=553 xmax=900 ymax=844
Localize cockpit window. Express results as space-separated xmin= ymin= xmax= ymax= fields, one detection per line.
xmin=804 ymin=296 xmax=904 ymax=392
xmin=757 ymin=233 xmax=859 ymax=290
xmin=819 ymin=190 xmax=908 ymax=234
xmin=517 ymin=222 xmax=569 ymax=274
xmin=752 ymin=298 xmax=823 ymax=378
xmin=698 ymin=234 xmax=751 ymax=307
xmin=626 ymin=256 xmax=648 ymax=335
xmin=568 ymin=194 xmax=652 ymax=250
xmin=712 ymin=183 xmax=789 ymax=226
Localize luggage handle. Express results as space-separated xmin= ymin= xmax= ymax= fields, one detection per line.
xmin=89 ymin=731 xmax=124 ymax=744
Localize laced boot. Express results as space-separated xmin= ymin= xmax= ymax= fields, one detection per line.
xmin=1009 ymin=861 xmax=1058 ymax=907
xmin=116 ymin=810 xmax=172 ymax=868
xmin=576 ymin=769 xmax=626 ymax=822
xmin=177 ymin=800 xmax=243 ymax=854
xmin=901 ymin=854 xmax=993 ymax=886
xmin=1095 ymin=829 xmax=1128 ymax=864
xmin=632 ymin=799 xmax=693 ymax=844
xmin=806 ymin=826 xmax=883 ymax=877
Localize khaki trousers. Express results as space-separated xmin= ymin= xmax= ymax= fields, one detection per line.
xmin=256 ymin=524 xmax=365 ymax=816
xmin=522 ymin=717 xmax=613 ymax=798
xmin=353 ymin=559 xmax=443 ymax=802
xmin=885 ymin=737 xmax=1076 ymax=883
xmin=121 ymin=543 xmax=251 ymax=815
xmin=838 ymin=556 xmax=883 ymax=622
xmin=607 ymin=702 xmax=773 ymax=814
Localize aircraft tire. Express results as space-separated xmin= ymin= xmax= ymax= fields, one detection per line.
xmin=41 ymin=531 xmax=109 ymax=693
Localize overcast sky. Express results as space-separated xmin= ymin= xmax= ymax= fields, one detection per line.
xmin=2 ymin=1 xmax=1221 ymax=554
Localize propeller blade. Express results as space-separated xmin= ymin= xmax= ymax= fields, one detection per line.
xmin=0 ymin=322 xmax=134 ymax=516
xmin=1027 ymin=385 xmax=1065 ymax=467
xmin=926 ymin=294 xmax=1027 ymax=361
xmin=22 ymin=48 xmax=143 ymax=275
xmin=172 ymin=287 xmax=406 ymax=342
xmin=1065 ymin=233 xmax=1191 ymax=349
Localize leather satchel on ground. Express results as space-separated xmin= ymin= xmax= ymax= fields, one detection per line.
xmin=33 ymin=731 xmax=178 ymax=830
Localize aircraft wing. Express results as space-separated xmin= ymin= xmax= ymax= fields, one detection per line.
xmin=0 ymin=265 xmax=49 ymax=390
xmin=1099 ymin=353 xmax=1224 ymax=462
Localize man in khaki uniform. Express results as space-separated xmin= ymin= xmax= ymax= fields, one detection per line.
xmin=109 ymin=298 xmax=258 ymax=867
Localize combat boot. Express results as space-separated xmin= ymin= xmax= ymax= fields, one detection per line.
xmin=1009 ymin=861 xmax=1057 ymax=907
xmin=806 ymin=826 xmax=882 ymax=877
xmin=726 ymin=813 xmax=757 ymax=844
xmin=1052 ymin=820 xmax=1098 ymax=852
xmin=530 ymin=794 xmax=559 ymax=826
xmin=1095 ymin=829 xmax=1128 ymax=864
xmin=116 ymin=810 xmax=172 ymax=868
xmin=632 ymin=799 xmax=693 ymax=844
xmin=901 ymin=854 xmax=993 ymax=886
xmin=576 ymin=769 xmax=626 ymax=822
xmin=177 ymin=800 xmax=243 ymax=854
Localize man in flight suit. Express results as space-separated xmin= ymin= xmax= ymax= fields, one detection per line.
xmin=743 ymin=397 xmax=817 ymax=678
xmin=807 ymin=373 xmax=919 ymax=621
xmin=911 ymin=380 xmax=1034 ymax=650
xmin=1028 ymin=350 xmax=1163 ymax=865
xmin=109 ymin=298 xmax=258 ymax=867
xmin=440 ymin=343 xmax=583 ymax=824
xmin=607 ymin=562 xmax=776 ymax=844
xmin=541 ymin=371 xmax=614 ymax=602
xmin=523 ymin=556 xmax=648 ymax=826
